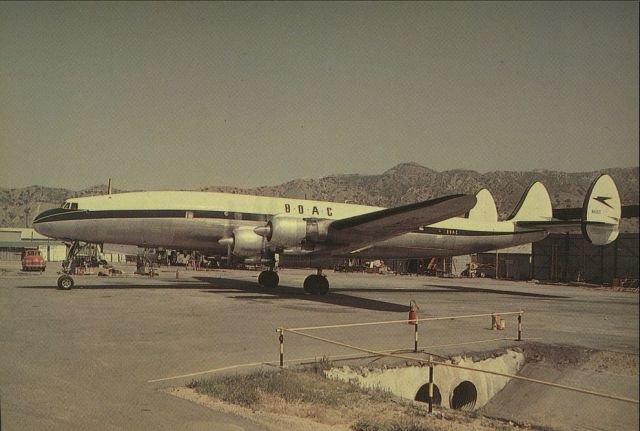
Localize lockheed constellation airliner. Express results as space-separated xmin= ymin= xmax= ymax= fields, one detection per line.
xmin=33 ymin=174 xmax=622 ymax=294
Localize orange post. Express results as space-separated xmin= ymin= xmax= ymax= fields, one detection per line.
xmin=408 ymin=300 xmax=418 ymax=324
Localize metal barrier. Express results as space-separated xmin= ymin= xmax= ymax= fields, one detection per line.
xmin=277 ymin=310 xmax=525 ymax=366
xmin=277 ymin=311 xmax=639 ymax=407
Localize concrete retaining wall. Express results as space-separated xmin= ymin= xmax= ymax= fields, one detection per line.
xmin=325 ymin=350 xmax=525 ymax=411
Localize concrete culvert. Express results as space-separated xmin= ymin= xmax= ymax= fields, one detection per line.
xmin=414 ymin=383 xmax=442 ymax=406
xmin=450 ymin=381 xmax=477 ymax=411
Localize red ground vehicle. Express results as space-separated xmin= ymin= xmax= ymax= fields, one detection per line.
xmin=21 ymin=248 xmax=46 ymax=272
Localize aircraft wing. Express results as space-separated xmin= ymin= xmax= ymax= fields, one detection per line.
xmin=324 ymin=194 xmax=476 ymax=253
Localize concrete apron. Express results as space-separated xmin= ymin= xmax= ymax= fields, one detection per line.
xmin=325 ymin=350 xmax=525 ymax=411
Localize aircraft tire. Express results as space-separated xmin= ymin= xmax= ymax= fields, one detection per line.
xmin=57 ymin=275 xmax=74 ymax=290
xmin=316 ymin=276 xmax=329 ymax=295
xmin=303 ymin=274 xmax=329 ymax=295
xmin=258 ymin=270 xmax=279 ymax=288
xmin=303 ymin=275 xmax=313 ymax=293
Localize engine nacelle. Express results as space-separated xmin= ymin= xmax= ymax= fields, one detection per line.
xmin=228 ymin=226 xmax=266 ymax=257
xmin=255 ymin=215 xmax=330 ymax=248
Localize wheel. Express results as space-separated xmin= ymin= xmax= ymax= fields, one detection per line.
xmin=315 ymin=276 xmax=329 ymax=295
xmin=57 ymin=275 xmax=74 ymax=290
xmin=303 ymin=274 xmax=329 ymax=295
xmin=258 ymin=271 xmax=279 ymax=288
xmin=304 ymin=275 xmax=325 ymax=294
xmin=303 ymin=274 xmax=316 ymax=293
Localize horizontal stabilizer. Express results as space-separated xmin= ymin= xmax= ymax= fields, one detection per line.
xmin=328 ymin=194 xmax=477 ymax=247
xmin=555 ymin=204 xmax=638 ymax=220
xmin=515 ymin=220 xmax=586 ymax=233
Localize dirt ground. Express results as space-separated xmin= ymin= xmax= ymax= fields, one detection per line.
xmin=482 ymin=344 xmax=639 ymax=431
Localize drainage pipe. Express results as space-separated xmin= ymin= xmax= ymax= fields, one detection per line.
xmin=283 ymin=328 xmax=639 ymax=405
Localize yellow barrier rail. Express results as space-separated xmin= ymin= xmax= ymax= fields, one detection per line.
xmin=278 ymin=310 xmax=524 ymax=360
xmin=277 ymin=325 xmax=639 ymax=407
xmin=284 ymin=311 xmax=524 ymax=331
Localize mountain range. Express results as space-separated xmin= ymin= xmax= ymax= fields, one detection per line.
xmin=1 ymin=163 xmax=638 ymax=231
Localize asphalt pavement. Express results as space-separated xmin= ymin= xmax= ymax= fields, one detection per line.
xmin=1 ymin=263 xmax=638 ymax=430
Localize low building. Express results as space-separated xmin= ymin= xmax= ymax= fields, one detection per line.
xmin=0 ymin=228 xmax=128 ymax=263
xmin=476 ymin=243 xmax=533 ymax=281
xmin=0 ymin=228 xmax=67 ymax=262
xmin=531 ymin=233 xmax=639 ymax=284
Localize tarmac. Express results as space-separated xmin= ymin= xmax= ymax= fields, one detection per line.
xmin=0 ymin=263 xmax=638 ymax=430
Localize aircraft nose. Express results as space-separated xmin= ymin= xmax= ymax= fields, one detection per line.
xmin=33 ymin=209 xmax=53 ymax=236
xmin=33 ymin=221 xmax=46 ymax=236
xmin=33 ymin=208 xmax=56 ymax=225
xmin=32 ymin=208 xmax=75 ymax=237
xmin=33 ymin=207 xmax=76 ymax=224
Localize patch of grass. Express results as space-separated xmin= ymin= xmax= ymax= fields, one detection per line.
xmin=186 ymin=365 xmax=534 ymax=431
xmin=189 ymin=368 xmax=380 ymax=407
xmin=304 ymin=355 xmax=333 ymax=375
xmin=351 ymin=417 xmax=439 ymax=431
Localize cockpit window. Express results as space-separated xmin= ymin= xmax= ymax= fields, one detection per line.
xmin=62 ymin=202 xmax=70 ymax=209
xmin=70 ymin=203 xmax=78 ymax=210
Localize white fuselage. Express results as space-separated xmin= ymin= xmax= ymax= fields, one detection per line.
xmin=33 ymin=191 xmax=547 ymax=258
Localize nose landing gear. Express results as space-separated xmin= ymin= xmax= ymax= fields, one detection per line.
xmin=57 ymin=274 xmax=74 ymax=289
xmin=56 ymin=240 xmax=82 ymax=290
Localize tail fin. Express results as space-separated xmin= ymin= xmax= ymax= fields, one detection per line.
xmin=508 ymin=182 xmax=552 ymax=222
xmin=581 ymin=174 xmax=621 ymax=245
xmin=467 ymin=189 xmax=498 ymax=222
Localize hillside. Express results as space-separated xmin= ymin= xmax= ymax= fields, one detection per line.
xmin=1 ymin=164 xmax=638 ymax=231
xmin=0 ymin=185 xmax=125 ymax=228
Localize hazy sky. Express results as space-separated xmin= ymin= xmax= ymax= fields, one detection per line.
xmin=1 ymin=2 xmax=638 ymax=190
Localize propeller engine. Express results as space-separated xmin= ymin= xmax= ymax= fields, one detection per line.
xmin=218 ymin=226 xmax=266 ymax=257
xmin=253 ymin=215 xmax=331 ymax=249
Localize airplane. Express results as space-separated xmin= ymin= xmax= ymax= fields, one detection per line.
xmin=33 ymin=174 xmax=622 ymax=293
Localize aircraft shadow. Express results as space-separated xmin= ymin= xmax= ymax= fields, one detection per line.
xmin=16 ymin=277 xmax=410 ymax=312
xmin=17 ymin=279 xmax=215 ymax=290
xmin=416 ymin=284 xmax=568 ymax=299
xmin=16 ymin=278 xmax=564 ymax=300
xmin=193 ymin=276 xmax=409 ymax=312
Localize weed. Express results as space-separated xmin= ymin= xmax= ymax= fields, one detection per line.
xmin=351 ymin=417 xmax=439 ymax=431
xmin=305 ymin=355 xmax=333 ymax=375
xmin=191 ymin=368 xmax=356 ymax=407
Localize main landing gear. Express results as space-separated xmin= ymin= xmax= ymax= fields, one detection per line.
xmin=57 ymin=240 xmax=82 ymax=290
xmin=303 ymin=268 xmax=329 ymax=295
xmin=258 ymin=270 xmax=279 ymax=289
xmin=257 ymin=267 xmax=330 ymax=295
